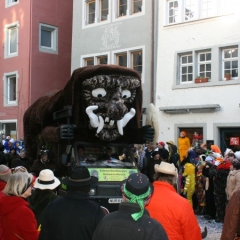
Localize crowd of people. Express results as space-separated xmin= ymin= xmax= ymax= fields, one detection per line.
xmin=0 ymin=130 xmax=240 ymax=239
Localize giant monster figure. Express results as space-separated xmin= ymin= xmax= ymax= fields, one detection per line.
xmin=24 ymin=65 xmax=154 ymax=160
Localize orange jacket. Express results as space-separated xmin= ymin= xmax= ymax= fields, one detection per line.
xmin=146 ymin=181 xmax=201 ymax=240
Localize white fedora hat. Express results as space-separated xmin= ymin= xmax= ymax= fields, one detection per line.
xmin=154 ymin=162 xmax=178 ymax=176
xmin=34 ymin=169 xmax=60 ymax=190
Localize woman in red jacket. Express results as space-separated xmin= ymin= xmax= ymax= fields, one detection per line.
xmin=0 ymin=172 xmax=39 ymax=240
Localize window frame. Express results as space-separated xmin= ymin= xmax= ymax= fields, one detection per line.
xmin=39 ymin=23 xmax=58 ymax=54
xmin=4 ymin=22 xmax=19 ymax=59
xmin=180 ymin=53 xmax=193 ymax=84
xmin=3 ymin=71 xmax=18 ymax=107
xmin=222 ymin=47 xmax=238 ymax=80
xmin=5 ymin=0 xmax=19 ymax=8
xmin=198 ymin=51 xmax=212 ymax=79
xmin=81 ymin=53 xmax=110 ymax=66
xmin=166 ymin=0 xmax=226 ymax=25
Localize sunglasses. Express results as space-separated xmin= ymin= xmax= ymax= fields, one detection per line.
xmin=11 ymin=166 xmax=27 ymax=174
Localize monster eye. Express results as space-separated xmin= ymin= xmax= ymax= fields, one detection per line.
xmin=122 ymin=90 xmax=131 ymax=99
xmin=92 ymin=88 xmax=107 ymax=98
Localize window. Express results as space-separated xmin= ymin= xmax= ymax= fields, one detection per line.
xmin=180 ymin=54 xmax=193 ymax=83
xmin=5 ymin=0 xmax=19 ymax=7
xmin=100 ymin=0 xmax=109 ymax=21
xmin=88 ymin=1 xmax=96 ymax=24
xmin=118 ymin=0 xmax=127 ymax=17
xmin=131 ymin=51 xmax=142 ymax=76
xmin=82 ymin=54 xmax=109 ymax=66
xmin=4 ymin=22 xmax=19 ymax=58
xmin=3 ymin=72 xmax=18 ymax=106
xmin=133 ymin=0 xmax=142 ymax=13
xmin=166 ymin=0 xmax=225 ymax=25
xmin=198 ymin=52 xmax=211 ymax=78
xmin=85 ymin=58 xmax=94 ymax=66
xmin=97 ymin=56 xmax=108 ymax=64
xmin=39 ymin=23 xmax=58 ymax=54
xmin=222 ymin=48 xmax=238 ymax=80
xmin=116 ymin=53 xmax=127 ymax=67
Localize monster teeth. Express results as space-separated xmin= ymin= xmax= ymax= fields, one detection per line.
xmin=105 ymin=117 xmax=109 ymax=122
xmin=109 ymin=120 xmax=114 ymax=126
xmin=117 ymin=120 xmax=123 ymax=135
xmin=97 ymin=116 xmax=104 ymax=134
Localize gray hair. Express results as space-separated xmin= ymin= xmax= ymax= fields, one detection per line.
xmin=3 ymin=172 xmax=33 ymax=196
xmin=154 ymin=172 xmax=179 ymax=192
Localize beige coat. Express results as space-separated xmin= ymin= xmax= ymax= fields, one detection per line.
xmin=225 ymin=169 xmax=240 ymax=200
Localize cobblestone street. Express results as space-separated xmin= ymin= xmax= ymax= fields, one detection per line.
xmin=197 ymin=215 xmax=223 ymax=240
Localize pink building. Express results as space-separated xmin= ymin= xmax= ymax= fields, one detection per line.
xmin=0 ymin=0 xmax=73 ymax=140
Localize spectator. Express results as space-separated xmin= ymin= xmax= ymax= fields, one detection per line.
xmin=0 ymin=172 xmax=39 ymax=240
xmin=147 ymin=151 xmax=161 ymax=183
xmin=221 ymin=190 xmax=240 ymax=240
xmin=167 ymin=141 xmax=179 ymax=170
xmin=29 ymin=169 xmax=60 ymax=229
xmin=158 ymin=142 xmax=169 ymax=161
xmin=3 ymin=136 xmax=11 ymax=153
xmin=39 ymin=166 xmax=105 ymax=240
xmin=0 ymin=165 xmax=12 ymax=192
xmin=5 ymin=147 xmax=18 ymax=168
xmin=225 ymin=159 xmax=240 ymax=201
xmin=12 ymin=150 xmax=33 ymax=172
xmin=0 ymin=143 xmax=7 ymax=165
xmin=31 ymin=149 xmax=57 ymax=177
xmin=92 ymin=173 xmax=168 ymax=240
xmin=146 ymin=162 xmax=202 ymax=240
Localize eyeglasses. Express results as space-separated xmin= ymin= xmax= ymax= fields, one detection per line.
xmin=11 ymin=166 xmax=27 ymax=174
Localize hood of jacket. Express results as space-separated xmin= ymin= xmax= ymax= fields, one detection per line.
xmin=0 ymin=195 xmax=28 ymax=215
xmin=229 ymin=169 xmax=240 ymax=177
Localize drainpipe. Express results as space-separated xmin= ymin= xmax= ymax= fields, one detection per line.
xmin=151 ymin=0 xmax=158 ymax=105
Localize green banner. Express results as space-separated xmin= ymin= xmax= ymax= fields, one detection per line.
xmin=88 ymin=168 xmax=138 ymax=182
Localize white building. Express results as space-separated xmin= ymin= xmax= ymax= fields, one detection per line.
xmin=156 ymin=0 xmax=240 ymax=153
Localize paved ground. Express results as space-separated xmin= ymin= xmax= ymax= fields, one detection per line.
xmin=197 ymin=215 xmax=223 ymax=240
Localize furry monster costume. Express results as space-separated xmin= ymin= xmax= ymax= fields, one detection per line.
xmin=24 ymin=65 xmax=154 ymax=160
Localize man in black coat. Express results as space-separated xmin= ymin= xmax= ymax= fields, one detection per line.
xmin=39 ymin=166 xmax=105 ymax=240
xmin=92 ymin=173 xmax=168 ymax=240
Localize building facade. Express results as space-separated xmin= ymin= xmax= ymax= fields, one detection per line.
xmin=156 ymin=0 xmax=240 ymax=153
xmin=0 ymin=0 xmax=73 ymax=139
xmin=71 ymin=0 xmax=158 ymax=113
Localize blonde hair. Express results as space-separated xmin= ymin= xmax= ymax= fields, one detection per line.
xmin=3 ymin=172 xmax=33 ymax=196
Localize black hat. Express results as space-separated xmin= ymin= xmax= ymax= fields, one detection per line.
xmin=121 ymin=173 xmax=153 ymax=221
xmin=62 ymin=166 xmax=98 ymax=186
xmin=121 ymin=173 xmax=153 ymax=200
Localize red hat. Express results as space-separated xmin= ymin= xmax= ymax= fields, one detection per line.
xmin=181 ymin=131 xmax=187 ymax=136
xmin=159 ymin=142 xmax=165 ymax=147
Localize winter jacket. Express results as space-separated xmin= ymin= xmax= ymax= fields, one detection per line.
xmin=39 ymin=191 xmax=105 ymax=240
xmin=146 ymin=181 xmax=201 ymax=240
xmin=31 ymin=159 xmax=56 ymax=177
xmin=221 ymin=190 xmax=240 ymax=240
xmin=225 ymin=169 xmax=240 ymax=200
xmin=93 ymin=202 xmax=168 ymax=240
xmin=28 ymin=189 xmax=59 ymax=227
xmin=0 ymin=195 xmax=39 ymax=240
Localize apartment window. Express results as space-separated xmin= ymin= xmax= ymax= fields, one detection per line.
xmin=222 ymin=48 xmax=238 ymax=80
xmin=88 ymin=1 xmax=96 ymax=24
xmin=5 ymin=0 xmax=19 ymax=7
xmin=97 ymin=56 xmax=108 ymax=64
xmin=4 ymin=22 xmax=18 ymax=58
xmin=118 ymin=0 xmax=127 ymax=17
xmin=131 ymin=51 xmax=142 ymax=76
xmin=100 ymin=0 xmax=109 ymax=21
xmin=167 ymin=0 xmax=225 ymax=25
xmin=116 ymin=53 xmax=127 ymax=67
xmin=133 ymin=0 xmax=142 ymax=13
xmin=85 ymin=58 xmax=94 ymax=66
xmin=39 ymin=23 xmax=58 ymax=54
xmin=198 ymin=52 xmax=211 ymax=78
xmin=3 ymin=72 xmax=18 ymax=106
xmin=180 ymin=54 xmax=193 ymax=83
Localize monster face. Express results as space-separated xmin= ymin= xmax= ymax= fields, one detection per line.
xmin=83 ymin=74 xmax=140 ymax=141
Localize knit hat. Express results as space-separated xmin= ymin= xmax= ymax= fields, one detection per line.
xmin=121 ymin=173 xmax=153 ymax=221
xmin=158 ymin=142 xmax=165 ymax=147
xmin=211 ymin=152 xmax=222 ymax=159
xmin=0 ymin=165 xmax=12 ymax=182
xmin=224 ymin=148 xmax=233 ymax=157
xmin=205 ymin=156 xmax=214 ymax=162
